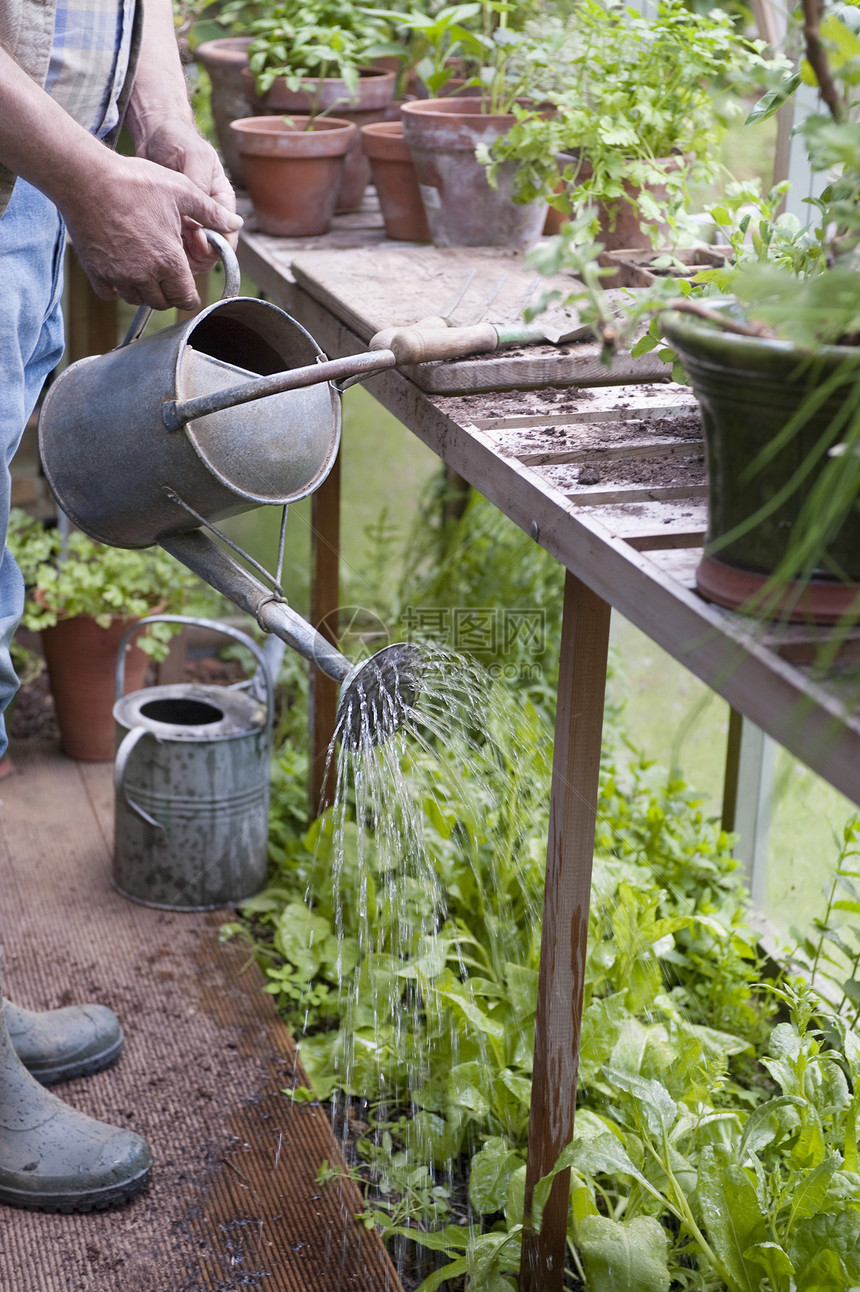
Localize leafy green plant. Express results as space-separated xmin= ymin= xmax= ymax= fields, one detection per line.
xmin=367 ymin=0 xmax=547 ymax=113
xmin=482 ymin=0 xmax=777 ymax=239
xmin=247 ymin=0 xmax=395 ymax=102
xmin=178 ymin=0 xmax=270 ymax=41
xmin=210 ymin=477 xmax=860 ymax=1292
xmin=223 ymin=486 xmax=860 ymax=1290
xmin=7 ymin=508 xmax=201 ymax=657
xmin=232 ymin=661 xmax=799 ymax=1289
xmin=365 ymin=2 xmax=484 ymax=98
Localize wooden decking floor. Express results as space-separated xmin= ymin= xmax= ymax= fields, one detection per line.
xmin=0 ymin=740 xmax=400 ymax=1292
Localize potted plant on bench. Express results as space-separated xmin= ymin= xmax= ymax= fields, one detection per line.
xmin=239 ymin=0 xmax=398 ymax=218
xmin=389 ymin=0 xmax=556 ymax=245
xmin=482 ymin=0 xmax=777 ymax=251
xmin=529 ymin=0 xmax=860 ymax=625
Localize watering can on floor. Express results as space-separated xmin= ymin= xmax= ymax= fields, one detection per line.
xmin=37 ymin=233 xmax=421 ymax=746
xmin=112 ymin=615 xmax=278 ymax=910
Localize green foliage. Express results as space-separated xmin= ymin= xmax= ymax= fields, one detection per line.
xmin=366 ymin=2 xmax=484 ymax=97
xmin=483 ymin=0 xmax=777 ymax=233
xmin=367 ymin=0 xmax=547 ymax=112
xmin=242 ymin=681 xmax=806 ymax=1288
xmin=247 ymin=0 xmax=395 ymax=98
xmin=224 ymin=478 xmax=860 ymax=1289
xmin=7 ymin=509 xmax=202 ymax=658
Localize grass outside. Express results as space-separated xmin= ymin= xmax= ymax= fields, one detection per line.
xmin=609 ymin=618 xmax=855 ymax=939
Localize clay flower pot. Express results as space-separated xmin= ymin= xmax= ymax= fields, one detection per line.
xmin=662 ymin=309 xmax=860 ymax=622
xmin=360 ymin=120 xmax=430 ymax=242
xmin=231 ymin=115 xmax=357 ymax=237
xmin=400 ymin=98 xmax=548 ymax=248
xmin=262 ymin=69 xmax=396 ymax=212
xmin=544 ymin=153 xmax=688 ymax=249
xmin=41 ymin=615 xmax=152 ymax=762
xmin=194 ymin=38 xmax=263 ymax=187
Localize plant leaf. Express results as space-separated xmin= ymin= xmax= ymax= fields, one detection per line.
xmin=745 ymin=72 xmax=800 ymax=125
xmin=576 ymin=1215 xmax=670 ymax=1292
xmin=469 ymin=1138 xmax=523 ymax=1214
xmin=787 ymin=1155 xmax=840 ymax=1227
xmin=744 ymin=1242 xmax=794 ymax=1286
xmin=696 ymin=1144 xmax=767 ymax=1292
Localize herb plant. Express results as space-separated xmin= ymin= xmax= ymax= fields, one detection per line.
xmin=247 ymin=0 xmax=395 ymax=100
xmin=220 ymin=489 xmax=860 ymax=1292
xmin=482 ymin=0 xmax=777 ymax=241
xmin=237 ymin=688 xmax=820 ymax=1290
xmin=365 ymin=2 xmax=485 ymax=98
xmin=367 ymin=0 xmax=548 ymax=113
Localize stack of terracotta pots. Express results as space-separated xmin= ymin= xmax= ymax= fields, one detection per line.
xmin=211 ymin=40 xmax=547 ymax=244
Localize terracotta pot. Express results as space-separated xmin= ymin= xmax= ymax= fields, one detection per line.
xmin=41 ymin=615 xmax=152 ymax=762
xmin=360 ymin=121 xmax=430 ymax=242
xmin=194 ymin=38 xmax=263 ymax=187
xmin=544 ymin=153 xmax=687 ymax=249
xmin=231 ymin=115 xmax=357 ymax=237
xmin=262 ymin=69 xmax=396 ymax=212
xmin=400 ymin=98 xmax=548 ymax=248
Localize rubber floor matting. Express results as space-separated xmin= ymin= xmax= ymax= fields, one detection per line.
xmin=0 ymin=741 xmax=401 ymax=1292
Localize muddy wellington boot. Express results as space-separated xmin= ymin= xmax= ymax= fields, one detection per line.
xmin=0 ymin=964 xmax=151 ymax=1211
xmin=3 ymin=998 xmax=124 ymax=1086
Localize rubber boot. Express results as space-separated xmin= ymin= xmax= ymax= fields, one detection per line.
xmin=0 ymin=959 xmax=151 ymax=1211
xmin=4 ymin=998 xmax=124 ymax=1086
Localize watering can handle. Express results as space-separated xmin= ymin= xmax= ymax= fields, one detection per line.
xmin=114 ymin=726 xmax=165 ymax=830
xmin=118 ymin=230 xmax=242 ymax=349
xmin=114 ymin=613 xmax=275 ymax=730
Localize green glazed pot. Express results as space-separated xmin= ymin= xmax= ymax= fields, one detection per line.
xmin=662 ymin=309 xmax=860 ymax=621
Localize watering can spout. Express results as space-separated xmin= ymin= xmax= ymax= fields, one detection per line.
xmin=159 ymin=531 xmax=421 ymax=747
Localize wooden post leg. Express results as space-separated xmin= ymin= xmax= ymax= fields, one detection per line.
xmin=520 ymin=572 xmax=611 ymax=1292
xmin=309 ymin=453 xmax=341 ymax=816
xmin=66 ymin=250 xmax=118 ymax=361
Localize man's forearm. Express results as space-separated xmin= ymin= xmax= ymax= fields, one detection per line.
xmin=124 ymin=0 xmax=196 ymax=149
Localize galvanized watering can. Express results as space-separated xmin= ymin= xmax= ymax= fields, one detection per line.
xmin=38 ymin=233 xmax=421 ymax=746
xmin=113 ymin=615 xmax=274 ymax=910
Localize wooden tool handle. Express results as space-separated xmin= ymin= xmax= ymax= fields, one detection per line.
xmin=369 ymin=317 xmax=450 ymax=352
xmin=382 ymin=322 xmax=500 ymax=364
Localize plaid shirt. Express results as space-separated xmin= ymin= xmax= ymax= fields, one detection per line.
xmin=45 ymin=0 xmax=135 ymax=137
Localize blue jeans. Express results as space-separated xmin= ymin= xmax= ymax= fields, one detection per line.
xmin=0 ymin=181 xmax=66 ymax=760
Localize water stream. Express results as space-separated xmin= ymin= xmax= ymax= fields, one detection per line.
xmin=294 ymin=643 xmax=549 ymax=1286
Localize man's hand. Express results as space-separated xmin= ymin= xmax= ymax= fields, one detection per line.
xmin=58 ymin=146 xmax=242 ymax=311
xmin=135 ymin=119 xmax=239 ymax=277
xmin=0 ymin=0 xmax=242 ymax=312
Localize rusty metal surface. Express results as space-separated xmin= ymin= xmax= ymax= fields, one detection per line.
xmin=0 ymin=741 xmax=401 ymax=1291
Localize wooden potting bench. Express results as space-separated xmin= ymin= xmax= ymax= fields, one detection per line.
xmin=236 ymin=211 xmax=860 ymax=1292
